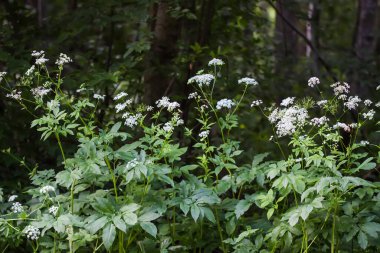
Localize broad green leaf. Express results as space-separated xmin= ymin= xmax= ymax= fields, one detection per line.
xmin=191 ymin=205 xmax=200 ymax=222
xmin=102 ymin=223 xmax=116 ymax=250
xmin=235 ymin=199 xmax=251 ymax=219
xmin=203 ymin=207 xmax=216 ymax=223
xmin=357 ymin=231 xmax=368 ymax=249
xmin=112 ymin=215 xmax=127 ymax=233
xmin=139 ymin=212 xmax=161 ymax=222
xmin=123 ymin=212 xmax=138 ymax=226
xmin=140 ymin=221 xmax=157 ymax=238
xmin=88 ymin=216 xmax=108 ymax=234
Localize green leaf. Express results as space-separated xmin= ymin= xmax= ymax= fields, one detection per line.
xmin=191 ymin=205 xmax=200 ymax=222
xmin=123 ymin=212 xmax=138 ymax=226
xmin=361 ymin=222 xmax=380 ymax=238
xmin=203 ymin=207 xmax=216 ymax=223
xmin=112 ymin=215 xmax=127 ymax=233
xmin=357 ymin=231 xmax=368 ymax=249
xmin=102 ymin=223 xmax=116 ymax=250
xmin=267 ymin=208 xmax=275 ymax=220
xmin=140 ymin=222 xmax=157 ymax=238
xmin=139 ymin=212 xmax=161 ymax=222
xmin=88 ymin=216 xmax=108 ymax=234
xmin=235 ymin=199 xmax=251 ymax=219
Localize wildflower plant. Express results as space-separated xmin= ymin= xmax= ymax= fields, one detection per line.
xmin=0 ymin=53 xmax=379 ymax=253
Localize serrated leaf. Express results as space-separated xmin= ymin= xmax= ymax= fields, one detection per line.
xmin=358 ymin=231 xmax=368 ymax=249
xmin=112 ymin=215 xmax=127 ymax=233
xmin=88 ymin=216 xmax=108 ymax=234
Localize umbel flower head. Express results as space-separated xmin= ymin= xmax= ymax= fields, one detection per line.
xmin=216 ymin=99 xmax=235 ymax=110
xmin=24 ymin=225 xmax=40 ymax=240
xmin=188 ymin=74 xmax=215 ymax=87
xmin=238 ymin=77 xmax=258 ymax=86
xmin=208 ymin=58 xmax=224 ymax=66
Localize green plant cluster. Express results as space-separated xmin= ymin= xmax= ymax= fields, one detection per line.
xmin=0 ymin=54 xmax=379 ymax=253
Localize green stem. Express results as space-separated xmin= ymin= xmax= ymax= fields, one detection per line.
xmin=105 ymin=156 xmax=118 ymax=201
xmin=55 ymin=133 xmax=66 ymax=162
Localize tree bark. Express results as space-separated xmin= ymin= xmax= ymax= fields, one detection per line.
xmin=143 ymin=1 xmax=180 ymax=105
xmin=352 ymin=0 xmax=377 ymax=94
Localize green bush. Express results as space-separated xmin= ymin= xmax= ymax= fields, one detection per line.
xmin=0 ymin=53 xmax=379 ymax=252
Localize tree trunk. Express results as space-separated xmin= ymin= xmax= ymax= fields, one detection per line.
xmin=143 ymin=1 xmax=180 ymax=105
xmin=352 ymin=0 xmax=377 ymax=94
xmin=306 ymin=0 xmax=320 ymax=76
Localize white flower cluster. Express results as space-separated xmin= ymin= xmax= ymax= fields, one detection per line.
xmin=55 ymin=53 xmax=72 ymax=66
xmin=364 ymin=99 xmax=372 ymax=106
xmin=6 ymin=90 xmax=22 ymax=101
xmin=317 ymin=100 xmax=327 ymax=107
xmin=331 ymin=82 xmax=350 ymax=95
xmin=146 ymin=106 xmax=154 ymax=111
xmin=32 ymin=50 xmax=49 ymax=65
xmin=31 ymin=87 xmax=50 ymax=98
xmin=280 ymin=97 xmax=295 ymax=107
xmin=360 ymin=140 xmax=369 ymax=146
xmin=308 ymin=77 xmax=320 ymax=88
xmin=199 ymin=130 xmax=209 ymax=139
xmin=114 ymin=92 xmax=128 ymax=101
xmin=251 ymin=100 xmax=263 ymax=107
xmin=155 ymin=96 xmax=180 ymax=112
xmin=363 ymin=109 xmax=375 ymax=120
xmin=187 ymin=74 xmax=215 ymax=87
xmin=25 ymin=65 xmax=35 ymax=76
xmin=8 ymin=195 xmax=18 ymax=202
xmin=24 ymin=225 xmax=40 ymax=240
xmin=310 ymin=116 xmax=329 ymax=127
xmin=172 ymin=114 xmax=184 ymax=126
xmin=344 ymin=96 xmax=361 ymax=110
xmin=115 ymin=99 xmax=132 ymax=113
xmin=208 ymin=58 xmax=224 ymax=66
xmin=216 ymin=99 xmax=235 ymax=110
xmin=269 ymin=106 xmax=309 ymax=137
xmin=333 ymin=122 xmax=350 ymax=132
xmin=163 ymin=122 xmax=174 ymax=133
xmin=238 ymin=77 xmax=258 ymax=86
xmin=49 ymin=205 xmax=59 ymax=216
xmin=188 ymin=92 xmax=199 ymax=99
xmin=93 ymin=94 xmax=105 ymax=100
xmin=122 ymin=112 xmax=142 ymax=128
xmin=40 ymin=185 xmax=55 ymax=194
xmin=11 ymin=202 xmax=23 ymax=213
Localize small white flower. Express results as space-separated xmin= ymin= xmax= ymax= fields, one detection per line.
xmin=155 ymin=97 xmax=180 ymax=112
xmin=350 ymin=123 xmax=358 ymax=129
xmin=163 ymin=122 xmax=173 ymax=132
xmin=269 ymin=106 xmax=309 ymax=137
xmin=199 ymin=130 xmax=209 ymax=139
xmin=338 ymin=94 xmax=347 ymax=100
xmin=25 ymin=65 xmax=35 ymax=76
xmin=24 ymin=225 xmax=40 ymax=240
xmin=55 ymin=53 xmax=72 ymax=66
xmin=317 ymin=100 xmax=328 ymax=107
xmin=333 ymin=122 xmax=350 ymax=132
xmin=35 ymin=57 xmax=49 ymax=65
xmin=307 ymin=77 xmax=320 ymax=88
xmin=280 ymin=97 xmax=295 ymax=107
xmin=188 ymin=92 xmax=199 ymax=99
xmin=377 ymin=85 xmax=380 ymax=91
xmin=363 ymin=109 xmax=375 ymax=120
xmin=11 ymin=202 xmax=23 ymax=213
xmin=8 ymin=195 xmax=18 ymax=202
xmin=364 ymin=99 xmax=372 ymax=106
xmin=238 ymin=77 xmax=258 ymax=86
xmin=114 ymin=92 xmax=128 ymax=101
xmin=47 ymin=100 xmax=60 ymax=111
xmin=93 ymin=94 xmax=105 ymax=100
xmin=216 ymin=99 xmax=235 ymax=110
xmin=360 ymin=140 xmax=369 ymax=146
xmin=0 ymin=71 xmax=6 ymax=81
xmin=208 ymin=58 xmax=224 ymax=66
xmin=269 ymin=135 xmax=274 ymax=141
xmin=76 ymin=88 xmax=86 ymax=93
xmin=31 ymin=87 xmax=50 ymax=98
xmin=146 ymin=106 xmax=154 ymax=111
xmin=6 ymin=90 xmax=22 ymax=101
xmin=187 ymin=74 xmax=215 ymax=87
xmin=31 ymin=50 xmax=45 ymax=58
xmin=124 ymin=113 xmax=141 ymax=128
xmin=344 ymin=96 xmax=361 ymax=110
xmin=251 ymin=100 xmax=263 ymax=107
xmin=49 ymin=205 xmax=59 ymax=216
xmin=310 ymin=116 xmax=329 ymax=127
xmin=375 ymin=102 xmax=380 ymax=108
xmin=40 ymin=185 xmax=55 ymax=194
xmin=331 ymin=82 xmax=350 ymax=95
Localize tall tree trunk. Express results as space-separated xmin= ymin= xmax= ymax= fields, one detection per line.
xmin=143 ymin=1 xmax=180 ymax=105
xmin=274 ymin=0 xmax=300 ymax=74
xmin=306 ymin=0 xmax=320 ymax=76
xmin=353 ymin=0 xmax=377 ymax=94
